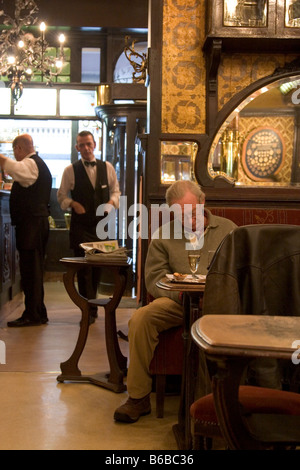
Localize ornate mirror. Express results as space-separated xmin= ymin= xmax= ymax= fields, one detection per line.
xmin=201 ymin=70 xmax=300 ymax=188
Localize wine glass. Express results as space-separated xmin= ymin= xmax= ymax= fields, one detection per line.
xmin=188 ymin=253 xmax=201 ymax=278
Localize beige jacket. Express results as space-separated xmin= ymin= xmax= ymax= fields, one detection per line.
xmin=145 ymin=209 xmax=237 ymax=304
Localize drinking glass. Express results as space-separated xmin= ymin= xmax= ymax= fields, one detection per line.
xmin=188 ymin=253 xmax=201 ymax=278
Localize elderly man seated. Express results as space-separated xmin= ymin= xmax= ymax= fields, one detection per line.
xmin=114 ymin=180 xmax=237 ymax=423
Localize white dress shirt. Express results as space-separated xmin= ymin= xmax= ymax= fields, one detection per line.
xmin=3 ymin=153 xmax=39 ymax=187
xmin=57 ymin=159 xmax=121 ymax=211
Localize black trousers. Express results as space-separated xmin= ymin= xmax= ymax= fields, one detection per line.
xmin=16 ymin=218 xmax=49 ymax=323
xmin=73 ymin=245 xmax=100 ymax=298
xmin=73 ymin=245 xmax=101 ymax=316
xmin=70 ymin=222 xmax=101 ymax=314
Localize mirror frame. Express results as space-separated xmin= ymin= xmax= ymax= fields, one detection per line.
xmin=195 ymin=59 xmax=300 ymax=188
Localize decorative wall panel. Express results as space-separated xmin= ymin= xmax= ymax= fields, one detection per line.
xmin=218 ymin=53 xmax=299 ymax=110
xmin=162 ymin=0 xmax=206 ymax=134
xmin=209 ymin=207 xmax=300 ymax=226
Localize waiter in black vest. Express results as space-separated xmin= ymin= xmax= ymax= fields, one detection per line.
xmin=0 ymin=134 xmax=52 ymax=327
xmin=57 ymin=131 xmax=120 ymax=324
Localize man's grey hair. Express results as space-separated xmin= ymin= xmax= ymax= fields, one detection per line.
xmin=165 ymin=180 xmax=205 ymax=206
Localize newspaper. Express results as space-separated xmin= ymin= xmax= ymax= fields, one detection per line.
xmin=80 ymin=240 xmax=128 ymax=261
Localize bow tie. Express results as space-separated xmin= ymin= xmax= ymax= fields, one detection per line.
xmin=84 ymin=160 xmax=96 ymax=167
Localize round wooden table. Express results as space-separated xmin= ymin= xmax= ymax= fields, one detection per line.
xmin=57 ymin=256 xmax=131 ymax=393
xmin=157 ymin=276 xmax=206 ymax=450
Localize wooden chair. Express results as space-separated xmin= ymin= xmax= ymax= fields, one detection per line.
xmin=190 ymin=385 xmax=300 ymax=450
xmin=190 ymin=315 xmax=300 ymax=450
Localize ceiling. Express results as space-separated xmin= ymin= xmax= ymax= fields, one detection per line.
xmin=1 ymin=0 xmax=148 ymax=29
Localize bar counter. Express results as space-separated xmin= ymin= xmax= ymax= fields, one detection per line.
xmin=0 ymin=190 xmax=21 ymax=309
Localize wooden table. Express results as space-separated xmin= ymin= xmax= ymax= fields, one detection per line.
xmin=157 ymin=276 xmax=206 ymax=450
xmin=57 ymin=256 xmax=131 ymax=393
xmin=191 ymin=315 xmax=300 ymax=449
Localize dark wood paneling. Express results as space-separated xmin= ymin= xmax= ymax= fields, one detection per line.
xmin=0 ymin=0 xmax=148 ymax=28
xmin=38 ymin=0 xmax=148 ymax=28
xmin=0 ymin=191 xmax=21 ymax=309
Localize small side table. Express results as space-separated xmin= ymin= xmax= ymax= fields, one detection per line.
xmin=57 ymin=256 xmax=131 ymax=393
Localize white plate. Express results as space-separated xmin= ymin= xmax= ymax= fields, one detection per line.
xmin=166 ymin=274 xmax=206 ymax=283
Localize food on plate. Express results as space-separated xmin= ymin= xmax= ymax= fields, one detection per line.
xmin=173 ymin=272 xmax=187 ymax=281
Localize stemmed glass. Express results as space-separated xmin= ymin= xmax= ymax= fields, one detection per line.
xmin=188 ymin=253 xmax=201 ymax=278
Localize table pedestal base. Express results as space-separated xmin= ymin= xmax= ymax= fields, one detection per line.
xmin=172 ymin=424 xmax=190 ymax=451
xmin=57 ymin=372 xmax=127 ymax=393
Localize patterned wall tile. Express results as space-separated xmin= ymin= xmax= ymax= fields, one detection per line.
xmin=162 ymin=0 xmax=206 ymax=134
xmin=218 ymin=53 xmax=299 ymax=110
xmin=161 ymin=0 xmax=299 ymax=172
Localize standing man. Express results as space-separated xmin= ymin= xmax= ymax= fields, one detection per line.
xmin=0 ymin=134 xmax=52 ymax=327
xmin=57 ymin=130 xmax=120 ymax=323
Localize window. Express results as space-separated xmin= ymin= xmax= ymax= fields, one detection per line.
xmin=31 ymin=47 xmax=71 ymax=84
xmin=60 ymin=89 xmax=97 ymax=116
xmin=0 ymin=88 xmax=11 ymax=115
xmin=14 ymin=89 xmax=57 ymax=116
xmin=81 ymin=48 xmax=101 ymax=83
xmin=0 ymin=86 xmax=101 ymax=188
xmin=113 ymin=42 xmax=147 ymax=83
xmin=0 ymin=118 xmax=102 ymax=189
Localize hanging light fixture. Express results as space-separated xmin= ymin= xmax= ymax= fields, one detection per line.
xmin=0 ymin=0 xmax=66 ymax=103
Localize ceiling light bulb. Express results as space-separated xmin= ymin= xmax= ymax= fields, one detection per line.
xmin=59 ymin=34 xmax=65 ymax=44
xmin=40 ymin=22 xmax=46 ymax=32
xmin=8 ymin=56 xmax=16 ymax=64
xmin=18 ymin=40 xmax=25 ymax=48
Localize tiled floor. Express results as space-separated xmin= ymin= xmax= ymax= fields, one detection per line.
xmin=0 ymin=282 xmax=179 ymax=450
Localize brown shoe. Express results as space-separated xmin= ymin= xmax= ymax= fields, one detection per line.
xmin=114 ymin=395 xmax=151 ymax=423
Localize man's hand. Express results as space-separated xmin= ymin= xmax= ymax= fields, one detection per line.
xmin=102 ymin=200 xmax=115 ymax=217
xmin=70 ymin=200 xmax=114 ymax=215
xmin=70 ymin=201 xmax=86 ymax=214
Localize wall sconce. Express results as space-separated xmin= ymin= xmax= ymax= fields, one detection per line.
xmin=124 ymin=36 xmax=148 ymax=83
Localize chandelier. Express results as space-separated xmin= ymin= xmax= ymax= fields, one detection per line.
xmin=0 ymin=0 xmax=66 ymax=103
